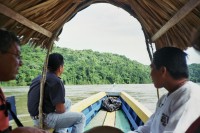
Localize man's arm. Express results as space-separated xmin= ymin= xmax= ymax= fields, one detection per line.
xmin=127 ymin=113 xmax=155 ymax=133
xmin=55 ymin=103 xmax=65 ymax=113
xmin=128 ymin=95 xmax=166 ymax=133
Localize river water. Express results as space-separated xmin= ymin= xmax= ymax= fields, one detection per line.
xmin=4 ymin=84 xmax=167 ymax=127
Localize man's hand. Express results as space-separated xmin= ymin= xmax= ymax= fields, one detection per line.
xmin=55 ymin=103 xmax=65 ymax=113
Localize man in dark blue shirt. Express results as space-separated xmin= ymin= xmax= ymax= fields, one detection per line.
xmin=28 ymin=53 xmax=85 ymax=133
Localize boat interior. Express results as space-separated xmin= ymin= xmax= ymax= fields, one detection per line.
xmin=1 ymin=0 xmax=200 ymax=132
xmin=71 ymin=91 xmax=152 ymax=132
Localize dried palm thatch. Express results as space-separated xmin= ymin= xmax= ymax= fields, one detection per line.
xmin=0 ymin=0 xmax=200 ymax=51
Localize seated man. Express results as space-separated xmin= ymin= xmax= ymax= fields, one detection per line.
xmin=128 ymin=47 xmax=200 ymax=133
xmin=28 ymin=53 xmax=86 ymax=133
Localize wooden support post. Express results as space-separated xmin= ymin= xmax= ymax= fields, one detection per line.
xmin=38 ymin=42 xmax=52 ymax=129
xmin=38 ymin=27 xmax=63 ymax=129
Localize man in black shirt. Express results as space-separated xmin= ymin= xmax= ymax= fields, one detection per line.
xmin=28 ymin=53 xmax=85 ymax=133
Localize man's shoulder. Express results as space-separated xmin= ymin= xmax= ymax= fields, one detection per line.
xmin=32 ymin=75 xmax=41 ymax=82
xmin=29 ymin=75 xmax=41 ymax=88
xmin=46 ymin=73 xmax=63 ymax=87
xmin=183 ymin=81 xmax=200 ymax=94
xmin=46 ymin=72 xmax=58 ymax=79
xmin=186 ymin=81 xmax=200 ymax=99
xmin=188 ymin=81 xmax=200 ymax=89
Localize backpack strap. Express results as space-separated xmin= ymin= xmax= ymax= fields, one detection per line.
xmin=0 ymin=104 xmax=6 ymax=110
xmin=0 ymin=89 xmax=23 ymax=127
xmin=6 ymin=102 xmax=23 ymax=127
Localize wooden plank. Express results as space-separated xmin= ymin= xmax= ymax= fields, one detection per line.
xmin=121 ymin=103 xmax=139 ymax=130
xmin=151 ymin=0 xmax=200 ymax=41
xmin=115 ymin=110 xmax=131 ymax=133
xmin=71 ymin=92 xmax=106 ymax=112
xmin=0 ymin=4 xmax=52 ymax=38
xmin=84 ymin=110 xmax=107 ymax=131
xmin=120 ymin=92 xmax=152 ymax=123
xmin=103 ymin=111 xmax=116 ymax=127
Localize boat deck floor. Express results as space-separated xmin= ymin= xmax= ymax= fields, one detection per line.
xmin=84 ymin=109 xmax=131 ymax=132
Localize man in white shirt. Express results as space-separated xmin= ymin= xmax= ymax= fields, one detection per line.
xmin=128 ymin=47 xmax=200 ymax=133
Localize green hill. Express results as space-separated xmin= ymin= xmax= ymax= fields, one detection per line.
xmin=189 ymin=63 xmax=200 ymax=83
xmin=1 ymin=45 xmax=199 ymax=86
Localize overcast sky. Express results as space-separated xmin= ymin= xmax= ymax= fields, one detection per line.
xmin=56 ymin=3 xmax=200 ymax=65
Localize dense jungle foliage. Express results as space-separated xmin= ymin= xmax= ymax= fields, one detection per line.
xmin=1 ymin=45 xmax=200 ymax=86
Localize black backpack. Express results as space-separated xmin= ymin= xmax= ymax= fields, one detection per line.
xmin=102 ymin=97 xmax=122 ymax=112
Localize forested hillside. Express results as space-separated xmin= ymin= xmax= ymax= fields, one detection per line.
xmin=189 ymin=63 xmax=200 ymax=83
xmin=1 ymin=45 xmax=200 ymax=86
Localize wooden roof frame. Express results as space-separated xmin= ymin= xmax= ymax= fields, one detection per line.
xmin=151 ymin=0 xmax=200 ymax=42
xmin=0 ymin=0 xmax=199 ymax=51
xmin=0 ymin=3 xmax=52 ymax=38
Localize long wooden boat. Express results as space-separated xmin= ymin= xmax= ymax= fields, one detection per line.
xmin=7 ymin=91 xmax=152 ymax=132
xmin=70 ymin=91 xmax=152 ymax=132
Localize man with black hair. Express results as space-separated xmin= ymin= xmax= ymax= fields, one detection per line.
xmin=128 ymin=47 xmax=200 ymax=133
xmin=0 ymin=28 xmax=22 ymax=132
xmin=0 ymin=29 xmax=48 ymax=133
xmin=28 ymin=53 xmax=85 ymax=133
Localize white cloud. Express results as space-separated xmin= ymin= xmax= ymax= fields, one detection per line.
xmin=185 ymin=48 xmax=200 ymax=64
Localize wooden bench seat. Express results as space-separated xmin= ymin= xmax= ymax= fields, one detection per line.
xmin=104 ymin=111 xmax=116 ymax=127
xmin=84 ymin=109 xmax=131 ymax=132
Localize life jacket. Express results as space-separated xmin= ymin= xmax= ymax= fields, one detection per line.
xmin=0 ymin=88 xmax=9 ymax=132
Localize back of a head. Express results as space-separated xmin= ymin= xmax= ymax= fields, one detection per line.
xmin=48 ymin=53 xmax=64 ymax=72
xmin=84 ymin=126 xmax=123 ymax=133
xmin=0 ymin=29 xmax=20 ymax=53
xmin=153 ymin=47 xmax=189 ymax=79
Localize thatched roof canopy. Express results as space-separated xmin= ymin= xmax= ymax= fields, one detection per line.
xmin=0 ymin=0 xmax=200 ymax=51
